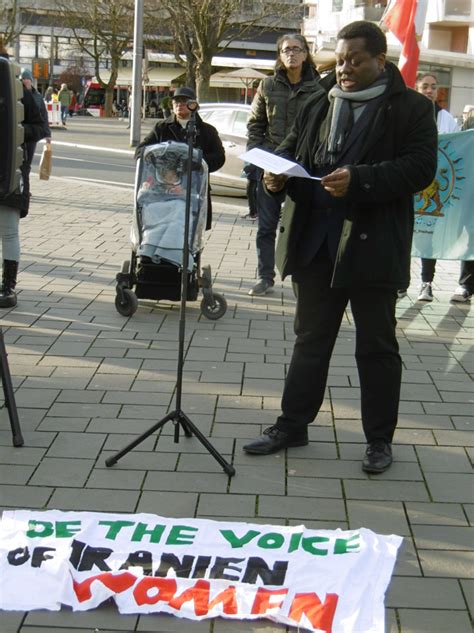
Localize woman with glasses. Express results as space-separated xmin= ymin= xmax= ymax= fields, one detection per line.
xmin=246 ymin=34 xmax=324 ymax=296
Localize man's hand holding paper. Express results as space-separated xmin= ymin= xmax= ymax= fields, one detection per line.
xmin=239 ymin=148 xmax=322 ymax=181
xmin=321 ymin=168 xmax=351 ymax=198
xmin=263 ymin=171 xmax=288 ymax=192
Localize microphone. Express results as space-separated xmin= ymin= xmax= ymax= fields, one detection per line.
xmin=186 ymin=99 xmax=199 ymax=112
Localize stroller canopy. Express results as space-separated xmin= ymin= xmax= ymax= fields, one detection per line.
xmin=132 ymin=141 xmax=209 ymax=271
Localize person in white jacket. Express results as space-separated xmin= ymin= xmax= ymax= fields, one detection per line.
xmin=398 ymin=72 xmax=464 ymax=303
xmin=416 ymin=73 xmax=460 ymax=133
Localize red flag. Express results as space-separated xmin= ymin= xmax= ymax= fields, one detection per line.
xmin=383 ymin=0 xmax=428 ymax=87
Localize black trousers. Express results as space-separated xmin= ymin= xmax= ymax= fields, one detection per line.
xmin=459 ymin=260 xmax=474 ymax=294
xmin=421 ymin=258 xmax=474 ymax=292
xmin=276 ymin=244 xmax=401 ymax=444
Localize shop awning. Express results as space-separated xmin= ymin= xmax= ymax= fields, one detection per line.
xmin=210 ymin=68 xmax=268 ymax=89
xmin=211 ymin=56 xmax=275 ymax=71
xmin=93 ymin=67 xmax=184 ymax=87
xmin=147 ymin=67 xmax=185 ymax=86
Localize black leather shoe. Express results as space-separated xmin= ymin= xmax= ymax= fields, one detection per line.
xmin=243 ymin=425 xmax=308 ymax=455
xmin=362 ymin=441 xmax=393 ymax=473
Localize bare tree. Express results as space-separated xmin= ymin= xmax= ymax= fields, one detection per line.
xmin=56 ymin=0 xmax=135 ymax=116
xmin=0 ymin=0 xmax=27 ymax=52
xmin=145 ymin=0 xmax=302 ymax=100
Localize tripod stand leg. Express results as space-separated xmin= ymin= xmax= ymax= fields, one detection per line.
xmin=105 ymin=411 xmax=176 ymax=467
xmin=111 ymin=140 xmax=236 ymax=477
xmin=178 ymin=412 xmax=235 ymax=477
xmin=0 ymin=329 xmax=23 ymax=447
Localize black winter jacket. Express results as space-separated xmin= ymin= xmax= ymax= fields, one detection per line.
xmin=1 ymin=87 xmax=45 ymax=217
xmin=135 ymin=113 xmax=225 ymax=229
xmin=275 ymin=62 xmax=438 ymax=290
xmin=246 ymin=64 xmax=323 ymax=151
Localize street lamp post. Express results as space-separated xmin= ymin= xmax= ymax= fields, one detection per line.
xmin=130 ymin=0 xmax=143 ymax=147
xmin=14 ymin=0 xmax=21 ymax=62
xmin=49 ymin=25 xmax=54 ymax=86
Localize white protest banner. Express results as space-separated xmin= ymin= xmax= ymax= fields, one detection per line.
xmin=0 ymin=510 xmax=402 ymax=632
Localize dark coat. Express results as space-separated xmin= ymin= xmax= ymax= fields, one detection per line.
xmin=275 ymin=62 xmax=438 ymax=290
xmin=135 ymin=113 xmax=225 ymax=229
xmin=31 ymin=87 xmax=51 ymax=140
xmin=1 ymin=87 xmax=45 ymax=217
xmin=246 ymin=65 xmax=323 ymax=151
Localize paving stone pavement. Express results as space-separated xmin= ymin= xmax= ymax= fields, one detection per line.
xmin=0 ymin=173 xmax=472 ymax=633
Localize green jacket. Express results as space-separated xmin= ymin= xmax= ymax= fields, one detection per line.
xmin=246 ymin=65 xmax=323 ymax=151
xmin=58 ymin=88 xmax=71 ymax=107
xmin=275 ymin=62 xmax=438 ymax=290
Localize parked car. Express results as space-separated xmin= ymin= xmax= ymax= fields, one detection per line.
xmin=198 ymin=103 xmax=251 ymax=197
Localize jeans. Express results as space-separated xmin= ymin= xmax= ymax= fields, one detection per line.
xmin=0 ymin=206 xmax=21 ymax=261
xmin=246 ymin=179 xmax=258 ymax=216
xmin=60 ymin=105 xmax=68 ymax=123
xmin=255 ymin=180 xmax=285 ymax=282
xmin=421 ymin=258 xmax=436 ymax=283
xmin=276 ymin=243 xmax=401 ymax=444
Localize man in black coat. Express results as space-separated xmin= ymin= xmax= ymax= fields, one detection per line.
xmin=135 ymin=87 xmax=225 ymax=230
xmin=243 ymin=21 xmax=438 ymax=473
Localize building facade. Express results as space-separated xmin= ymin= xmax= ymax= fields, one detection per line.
xmin=1 ymin=0 xmax=302 ymax=104
xmin=303 ymin=0 xmax=474 ymax=119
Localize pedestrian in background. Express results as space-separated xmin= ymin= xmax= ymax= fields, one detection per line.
xmin=20 ymin=68 xmax=51 ymax=188
xmin=246 ymin=33 xmax=323 ymax=296
xmin=398 ymin=72 xmax=461 ymax=303
xmin=0 ymin=53 xmax=45 ymax=308
xmin=126 ymin=89 xmax=132 ymax=129
xmin=461 ymin=104 xmax=474 ymax=130
xmin=451 ymin=106 xmax=474 ymax=303
xmin=241 ymin=163 xmax=258 ymax=220
xmin=68 ymin=92 xmax=77 ymax=117
xmin=58 ymin=83 xmax=71 ymax=127
xmin=243 ymin=21 xmax=437 ymax=474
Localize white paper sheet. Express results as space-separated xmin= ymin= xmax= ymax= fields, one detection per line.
xmin=239 ymin=148 xmax=322 ymax=180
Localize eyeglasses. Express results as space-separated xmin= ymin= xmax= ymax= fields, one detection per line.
xmin=281 ymin=46 xmax=305 ymax=55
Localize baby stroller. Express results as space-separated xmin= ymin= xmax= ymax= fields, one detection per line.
xmin=115 ymin=141 xmax=227 ymax=320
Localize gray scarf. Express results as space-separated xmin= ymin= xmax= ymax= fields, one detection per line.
xmin=327 ymin=80 xmax=387 ymax=156
xmin=313 ymin=74 xmax=388 ymax=167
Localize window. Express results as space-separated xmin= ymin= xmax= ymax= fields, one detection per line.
xmin=233 ymin=111 xmax=249 ymax=137
xmin=355 ymin=0 xmax=388 ymax=6
xmin=199 ymin=109 xmax=233 ymax=134
xmin=445 ymin=0 xmax=472 ymax=16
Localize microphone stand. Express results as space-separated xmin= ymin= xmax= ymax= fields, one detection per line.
xmin=106 ymin=103 xmax=235 ymax=477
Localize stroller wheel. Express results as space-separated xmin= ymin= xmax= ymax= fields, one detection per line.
xmin=115 ymin=288 xmax=138 ymax=317
xmin=200 ymin=293 xmax=227 ymax=320
xmin=200 ymin=265 xmax=212 ymax=289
